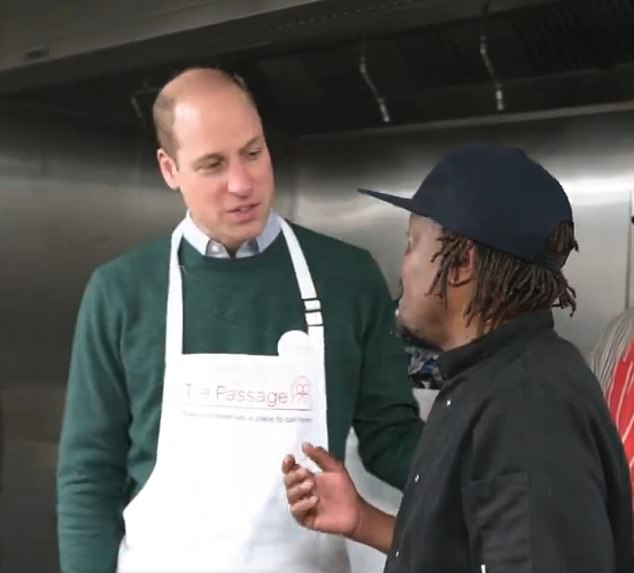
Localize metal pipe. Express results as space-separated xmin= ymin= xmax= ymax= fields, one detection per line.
xmin=359 ymin=47 xmax=391 ymax=123
xmin=479 ymin=3 xmax=505 ymax=112
xmin=130 ymin=83 xmax=159 ymax=129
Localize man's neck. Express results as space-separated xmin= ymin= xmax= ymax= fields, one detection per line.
xmin=440 ymin=315 xmax=489 ymax=352
xmin=441 ymin=313 xmax=514 ymax=352
xmin=190 ymin=215 xmax=241 ymax=253
xmin=182 ymin=210 xmax=279 ymax=259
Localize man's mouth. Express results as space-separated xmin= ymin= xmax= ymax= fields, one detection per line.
xmin=229 ymin=203 xmax=257 ymax=213
xmin=227 ymin=203 xmax=260 ymax=223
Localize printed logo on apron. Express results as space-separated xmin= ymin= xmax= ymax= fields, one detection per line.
xmin=117 ymin=217 xmax=349 ymax=573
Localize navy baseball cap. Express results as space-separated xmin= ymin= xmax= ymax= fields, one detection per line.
xmin=358 ymin=143 xmax=573 ymax=266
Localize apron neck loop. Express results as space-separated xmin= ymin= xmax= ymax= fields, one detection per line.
xmin=166 ymin=219 xmax=187 ymax=358
xmin=279 ymin=220 xmax=324 ymax=334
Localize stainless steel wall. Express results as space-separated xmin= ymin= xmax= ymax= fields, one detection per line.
xmin=2 ymin=102 xmax=633 ymax=572
xmin=292 ymin=105 xmax=634 ymax=355
xmin=0 ymin=111 xmax=175 ymax=573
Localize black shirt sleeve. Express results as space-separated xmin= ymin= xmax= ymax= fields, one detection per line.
xmin=462 ymin=383 xmax=621 ymax=573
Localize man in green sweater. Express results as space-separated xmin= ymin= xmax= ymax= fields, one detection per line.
xmin=56 ymin=67 xmax=422 ymax=573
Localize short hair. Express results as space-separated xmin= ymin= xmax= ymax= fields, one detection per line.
xmin=429 ymin=221 xmax=579 ymax=329
xmin=151 ymin=67 xmax=256 ymax=158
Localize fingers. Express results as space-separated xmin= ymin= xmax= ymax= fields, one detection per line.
xmin=283 ymin=459 xmax=316 ymax=510
xmin=286 ymin=477 xmax=315 ymax=505
xmin=283 ymin=463 xmax=313 ymax=489
xmin=289 ymin=495 xmax=319 ymax=517
xmin=281 ymin=454 xmax=296 ymax=475
xmin=302 ymin=442 xmax=341 ymax=472
xmin=282 ymin=459 xmax=318 ymax=525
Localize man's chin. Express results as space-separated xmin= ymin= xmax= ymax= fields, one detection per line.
xmin=396 ymin=319 xmax=442 ymax=352
xmin=233 ymin=216 xmax=266 ymax=240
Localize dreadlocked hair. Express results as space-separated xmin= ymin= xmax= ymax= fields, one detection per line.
xmin=429 ymin=221 xmax=579 ymax=330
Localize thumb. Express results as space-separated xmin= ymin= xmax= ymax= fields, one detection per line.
xmin=302 ymin=442 xmax=341 ymax=472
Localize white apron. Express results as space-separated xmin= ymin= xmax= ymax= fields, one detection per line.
xmin=117 ymin=217 xmax=349 ymax=573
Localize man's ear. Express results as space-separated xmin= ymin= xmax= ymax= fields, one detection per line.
xmin=448 ymin=242 xmax=475 ymax=287
xmin=157 ymin=148 xmax=179 ymax=191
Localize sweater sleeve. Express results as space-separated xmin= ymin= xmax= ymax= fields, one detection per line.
xmin=352 ymin=254 xmax=423 ymax=490
xmin=57 ymin=268 xmax=130 ymax=573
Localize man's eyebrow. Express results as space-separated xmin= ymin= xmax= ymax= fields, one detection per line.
xmin=191 ymin=137 xmax=263 ymax=167
xmin=240 ymin=136 xmax=263 ymax=151
xmin=192 ymin=152 xmax=223 ymax=167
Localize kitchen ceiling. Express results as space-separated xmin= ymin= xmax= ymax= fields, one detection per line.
xmin=1 ymin=0 xmax=633 ymax=135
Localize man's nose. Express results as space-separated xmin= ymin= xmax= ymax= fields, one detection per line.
xmin=227 ymin=161 xmax=253 ymax=196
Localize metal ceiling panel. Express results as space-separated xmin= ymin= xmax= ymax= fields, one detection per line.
xmin=0 ymin=0 xmax=564 ymax=94
xmin=0 ymin=0 xmax=324 ymax=72
xmin=2 ymin=0 xmax=634 ymax=134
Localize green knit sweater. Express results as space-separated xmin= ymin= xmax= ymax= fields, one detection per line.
xmin=57 ymin=223 xmax=422 ymax=573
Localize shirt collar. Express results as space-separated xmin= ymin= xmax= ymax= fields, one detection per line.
xmin=436 ymin=310 xmax=555 ymax=380
xmin=182 ymin=209 xmax=281 ymax=259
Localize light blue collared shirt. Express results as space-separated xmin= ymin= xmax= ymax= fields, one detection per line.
xmin=182 ymin=209 xmax=282 ymax=258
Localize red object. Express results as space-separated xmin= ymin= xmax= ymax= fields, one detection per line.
xmin=606 ymin=338 xmax=634 ymax=543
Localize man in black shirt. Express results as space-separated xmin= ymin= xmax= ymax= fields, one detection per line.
xmin=282 ymin=143 xmax=633 ymax=573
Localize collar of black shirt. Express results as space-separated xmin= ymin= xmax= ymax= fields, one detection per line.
xmin=436 ymin=310 xmax=555 ymax=381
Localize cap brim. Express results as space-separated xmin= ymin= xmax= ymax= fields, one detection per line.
xmin=357 ymin=188 xmax=420 ymax=214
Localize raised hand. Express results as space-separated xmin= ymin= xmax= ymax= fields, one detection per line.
xmin=281 ymin=442 xmax=361 ymax=536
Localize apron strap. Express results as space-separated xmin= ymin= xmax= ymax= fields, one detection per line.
xmin=165 ymin=219 xmax=187 ymax=358
xmin=279 ymin=219 xmax=323 ymax=329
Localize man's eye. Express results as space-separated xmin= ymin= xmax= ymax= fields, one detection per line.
xmin=246 ymin=148 xmax=261 ymax=158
